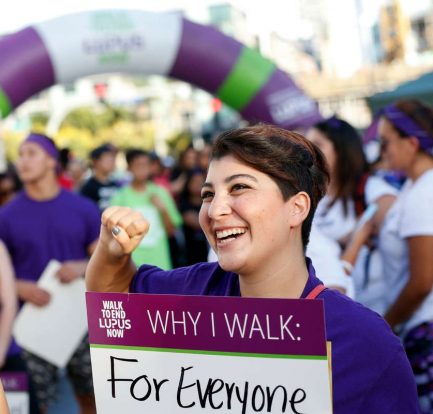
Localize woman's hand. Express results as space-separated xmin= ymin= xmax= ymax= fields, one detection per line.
xmin=86 ymin=207 xmax=149 ymax=293
xmin=100 ymin=206 xmax=150 ymax=257
xmin=56 ymin=260 xmax=88 ymax=283
xmin=16 ymin=280 xmax=51 ymax=306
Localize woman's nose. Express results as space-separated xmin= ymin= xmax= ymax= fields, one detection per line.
xmin=207 ymin=193 xmax=231 ymax=219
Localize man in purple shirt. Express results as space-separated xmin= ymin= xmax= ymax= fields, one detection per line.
xmin=0 ymin=133 xmax=100 ymax=414
xmin=87 ymin=125 xmax=420 ymax=413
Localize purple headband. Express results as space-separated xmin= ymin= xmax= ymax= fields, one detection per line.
xmin=382 ymin=105 xmax=433 ymax=151
xmin=363 ymin=104 xmax=433 ymax=152
xmin=24 ymin=133 xmax=59 ymax=161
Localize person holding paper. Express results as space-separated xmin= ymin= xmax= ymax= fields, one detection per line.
xmin=0 ymin=133 xmax=100 ymax=413
xmin=87 ymin=124 xmax=420 ymax=413
xmin=306 ymin=116 xmax=369 ymax=295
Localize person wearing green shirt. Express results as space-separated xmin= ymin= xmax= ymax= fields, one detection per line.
xmin=110 ymin=149 xmax=182 ymax=269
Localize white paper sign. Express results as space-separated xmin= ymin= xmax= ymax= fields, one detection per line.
xmin=91 ymin=348 xmax=332 ymax=413
xmin=13 ymin=260 xmax=88 ymax=367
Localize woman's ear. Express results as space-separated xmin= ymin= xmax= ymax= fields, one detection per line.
xmin=408 ymin=136 xmax=421 ymax=154
xmin=287 ymin=192 xmax=311 ymax=227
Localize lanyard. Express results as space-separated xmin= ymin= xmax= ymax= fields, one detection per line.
xmin=305 ymin=284 xmax=327 ymax=300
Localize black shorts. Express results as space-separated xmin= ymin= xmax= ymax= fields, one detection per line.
xmin=21 ymin=335 xmax=94 ymax=411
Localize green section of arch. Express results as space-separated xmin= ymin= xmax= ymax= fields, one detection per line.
xmin=0 ymin=89 xmax=11 ymax=118
xmin=216 ymin=47 xmax=275 ymax=111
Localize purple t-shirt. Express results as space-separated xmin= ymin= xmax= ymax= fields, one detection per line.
xmin=0 ymin=189 xmax=101 ymax=355
xmin=131 ymin=260 xmax=420 ymax=414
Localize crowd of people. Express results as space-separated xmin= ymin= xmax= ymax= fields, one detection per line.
xmin=0 ymin=98 xmax=432 ymax=413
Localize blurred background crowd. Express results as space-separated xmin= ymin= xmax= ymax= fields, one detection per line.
xmin=2 ymin=0 xmax=433 ymax=413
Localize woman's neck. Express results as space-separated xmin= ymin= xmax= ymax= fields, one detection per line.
xmin=406 ymin=153 xmax=433 ymax=181
xmin=238 ymin=241 xmax=309 ymax=299
xmin=326 ymin=177 xmax=338 ymax=198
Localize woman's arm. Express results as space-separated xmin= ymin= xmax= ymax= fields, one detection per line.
xmin=385 ymin=235 xmax=433 ymax=328
xmin=341 ymin=194 xmax=396 ymax=269
xmin=85 ymin=207 xmax=149 ymax=293
xmin=0 ymin=241 xmax=17 ymax=368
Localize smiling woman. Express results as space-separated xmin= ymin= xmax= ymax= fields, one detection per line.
xmin=86 ymin=124 xmax=420 ymax=412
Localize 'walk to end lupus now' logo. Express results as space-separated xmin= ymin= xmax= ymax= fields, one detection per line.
xmin=98 ymin=300 xmax=132 ymax=338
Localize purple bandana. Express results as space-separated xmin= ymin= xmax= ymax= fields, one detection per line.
xmin=382 ymin=105 xmax=433 ymax=152
xmin=24 ymin=133 xmax=59 ymax=161
xmin=363 ymin=104 xmax=433 ymax=152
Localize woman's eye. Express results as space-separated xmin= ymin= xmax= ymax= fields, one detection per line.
xmin=231 ymin=183 xmax=250 ymax=192
xmin=201 ymin=191 xmax=214 ymax=201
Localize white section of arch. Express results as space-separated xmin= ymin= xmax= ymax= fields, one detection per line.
xmin=34 ymin=10 xmax=182 ymax=84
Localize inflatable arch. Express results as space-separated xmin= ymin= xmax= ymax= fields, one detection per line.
xmin=0 ymin=10 xmax=321 ymax=128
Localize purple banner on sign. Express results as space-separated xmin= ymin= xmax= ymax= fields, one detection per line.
xmin=0 ymin=27 xmax=55 ymax=110
xmin=0 ymin=372 xmax=28 ymax=392
xmin=240 ymin=68 xmax=323 ymax=130
xmin=169 ymin=19 xmax=242 ymax=94
xmin=86 ymin=292 xmax=327 ymax=357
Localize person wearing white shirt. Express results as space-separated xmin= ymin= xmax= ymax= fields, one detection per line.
xmin=376 ymin=99 xmax=433 ymax=413
xmin=307 ymin=116 xmax=368 ymax=295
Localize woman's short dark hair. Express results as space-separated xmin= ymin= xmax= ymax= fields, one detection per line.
xmin=312 ymin=117 xmax=367 ymax=215
xmin=211 ymin=124 xmax=329 ymax=248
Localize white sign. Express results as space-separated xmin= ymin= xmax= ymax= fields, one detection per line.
xmin=86 ymin=292 xmax=333 ymax=413
xmin=14 ymin=260 xmax=88 ymax=367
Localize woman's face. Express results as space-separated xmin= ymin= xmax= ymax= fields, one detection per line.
xmin=199 ymin=155 xmax=292 ymax=275
xmin=378 ymin=117 xmax=415 ymax=172
xmin=306 ymin=128 xmax=336 ymax=177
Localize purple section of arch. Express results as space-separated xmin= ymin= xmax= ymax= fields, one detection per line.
xmin=169 ymin=18 xmax=242 ymax=94
xmin=240 ymin=68 xmax=322 ymax=130
xmin=0 ymin=27 xmax=55 ymax=109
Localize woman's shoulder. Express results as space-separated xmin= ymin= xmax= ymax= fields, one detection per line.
xmin=322 ymin=289 xmax=399 ymax=348
xmin=406 ymin=168 xmax=433 ymax=201
xmin=365 ymin=175 xmax=398 ymax=204
xmin=321 ymin=289 xmax=417 ymax=411
xmin=130 ymin=262 xmax=239 ymax=296
xmin=320 ymin=289 xmax=408 ymax=377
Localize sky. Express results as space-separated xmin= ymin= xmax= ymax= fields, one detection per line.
xmin=0 ymin=0 xmax=303 ymax=39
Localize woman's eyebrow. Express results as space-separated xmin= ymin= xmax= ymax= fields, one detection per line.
xmin=224 ymin=174 xmax=258 ymax=183
xmin=202 ymin=174 xmax=258 ymax=189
